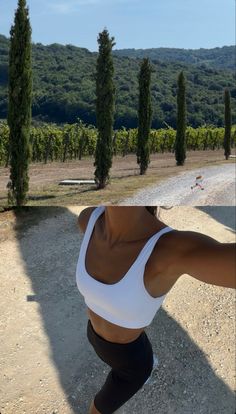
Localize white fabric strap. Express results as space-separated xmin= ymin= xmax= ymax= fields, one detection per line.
xmin=81 ymin=206 xmax=105 ymax=253
xmin=136 ymin=226 xmax=174 ymax=268
xmin=81 ymin=206 xmax=173 ymax=271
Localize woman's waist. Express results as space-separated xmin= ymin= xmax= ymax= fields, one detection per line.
xmin=87 ymin=307 xmax=146 ymax=344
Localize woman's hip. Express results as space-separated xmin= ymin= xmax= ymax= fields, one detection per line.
xmin=87 ymin=319 xmax=154 ymax=374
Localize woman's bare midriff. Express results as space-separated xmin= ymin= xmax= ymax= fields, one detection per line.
xmin=87 ymin=307 xmax=147 ymax=344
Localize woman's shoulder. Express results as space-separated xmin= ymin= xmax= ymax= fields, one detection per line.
xmin=154 ymin=228 xmax=205 ymax=261
xmin=152 ymin=228 xmax=218 ymax=279
xmin=77 ymin=206 xmax=97 ymax=233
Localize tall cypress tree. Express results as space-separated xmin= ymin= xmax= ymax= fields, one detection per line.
xmin=7 ymin=0 xmax=32 ymax=207
xmin=94 ymin=29 xmax=115 ymax=189
xmin=175 ymin=71 xmax=186 ymax=166
xmin=223 ymin=88 xmax=231 ymax=160
xmin=137 ymin=58 xmax=152 ymax=175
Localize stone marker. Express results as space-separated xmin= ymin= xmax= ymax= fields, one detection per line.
xmin=59 ymin=180 xmax=96 ymax=185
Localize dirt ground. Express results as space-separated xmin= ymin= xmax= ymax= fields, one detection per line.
xmin=0 ymin=206 xmax=235 ymax=414
xmin=120 ymin=164 xmax=236 ymax=205
xmin=0 ymin=150 xmax=234 ymax=206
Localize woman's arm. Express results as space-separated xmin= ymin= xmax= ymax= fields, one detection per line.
xmin=173 ymin=231 xmax=236 ymax=289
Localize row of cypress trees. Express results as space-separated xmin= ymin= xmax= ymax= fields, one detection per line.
xmin=94 ymin=32 xmax=156 ymax=187
xmin=94 ymin=29 xmax=232 ymax=187
xmin=94 ymin=28 xmax=188 ymax=189
xmin=7 ymin=0 xmax=232 ymax=206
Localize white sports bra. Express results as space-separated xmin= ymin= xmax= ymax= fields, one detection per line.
xmin=76 ymin=206 xmax=174 ymax=329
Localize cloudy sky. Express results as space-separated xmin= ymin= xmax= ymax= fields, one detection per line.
xmin=1 ymin=0 xmax=235 ymax=51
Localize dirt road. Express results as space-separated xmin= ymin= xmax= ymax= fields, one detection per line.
xmin=0 ymin=206 xmax=235 ymax=414
xmin=120 ymin=164 xmax=236 ymax=205
xmin=0 ymin=151 xmax=234 ymax=206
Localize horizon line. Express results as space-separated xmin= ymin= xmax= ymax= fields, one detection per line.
xmin=0 ymin=33 xmax=234 ymax=53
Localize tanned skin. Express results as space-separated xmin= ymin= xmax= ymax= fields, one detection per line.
xmin=77 ymin=206 xmax=236 ymax=414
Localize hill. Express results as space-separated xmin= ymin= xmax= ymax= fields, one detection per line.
xmin=0 ymin=34 xmax=235 ymax=129
xmin=113 ymin=46 xmax=235 ymax=71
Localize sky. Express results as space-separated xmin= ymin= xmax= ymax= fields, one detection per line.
xmin=0 ymin=0 xmax=235 ymax=52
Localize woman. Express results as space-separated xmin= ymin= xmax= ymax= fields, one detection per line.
xmin=76 ymin=206 xmax=235 ymax=414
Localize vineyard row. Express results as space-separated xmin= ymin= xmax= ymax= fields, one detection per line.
xmin=0 ymin=121 xmax=235 ymax=166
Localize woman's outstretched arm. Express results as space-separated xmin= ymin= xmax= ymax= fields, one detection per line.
xmin=172 ymin=231 xmax=236 ymax=289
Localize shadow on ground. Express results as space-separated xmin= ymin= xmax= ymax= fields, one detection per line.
xmin=196 ymin=206 xmax=236 ymax=233
xmin=9 ymin=207 xmax=235 ymax=413
xmin=28 ymin=195 xmax=57 ymax=201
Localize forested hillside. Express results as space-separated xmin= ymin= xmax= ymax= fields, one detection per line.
xmin=113 ymin=46 xmax=235 ymax=71
xmin=0 ymin=34 xmax=235 ymax=129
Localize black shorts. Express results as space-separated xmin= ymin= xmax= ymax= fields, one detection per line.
xmin=87 ymin=319 xmax=154 ymax=414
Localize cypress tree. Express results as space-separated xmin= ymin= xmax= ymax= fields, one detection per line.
xmin=223 ymin=88 xmax=231 ymax=160
xmin=137 ymin=58 xmax=152 ymax=175
xmin=94 ymin=29 xmax=115 ymax=189
xmin=175 ymin=71 xmax=186 ymax=166
xmin=7 ymin=0 xmax=32 ymax=207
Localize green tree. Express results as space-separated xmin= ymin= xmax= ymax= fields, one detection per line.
xmin=175 ymin=71 xmax=186 ymax=166
xmin=7 ymin=0 xmax=32 ymax=206
xmin=223 ymin=88 xmax=231 ymax=160
xmin=94 ymin=29 xmax=115 ymax=189
xmin=137 ymin=58 xmax=152 ymax=175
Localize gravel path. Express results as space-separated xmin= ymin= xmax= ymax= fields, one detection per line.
xmin=120 ymin=163 xmax=236 ymax=205
xmin=0 ymin=206 xmax=235 ymax=414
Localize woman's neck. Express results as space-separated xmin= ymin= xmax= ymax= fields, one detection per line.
xmin=101 ymin=207 xmax=163 ymax=246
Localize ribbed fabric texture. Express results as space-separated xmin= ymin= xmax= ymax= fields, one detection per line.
xmin=76 ymin=206 xmax=174 ymax=328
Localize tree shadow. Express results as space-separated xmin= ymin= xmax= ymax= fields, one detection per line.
xmin=27 ymin=195 xmax=56 ymax=201
xmin=116 ymin=167 xmax=140 ymax=172
xmin=111 ymin=173 xmax=140 ymax=179
xmin=3 ymin=207 xmax=234 ymax=413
